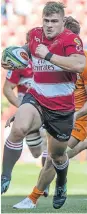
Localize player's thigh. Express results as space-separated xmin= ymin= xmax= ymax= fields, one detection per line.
xmin=43 ymin=109 xmax=74 ymax=157
xmin=48 ymin=135 xmax=68 ymax=158
xmin=11 ymin=103 xmax=42 ymax=134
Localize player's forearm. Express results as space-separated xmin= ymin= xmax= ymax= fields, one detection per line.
xmin=50 ymin=54 xmax=85 ymax=73
xmin=75 ymin=102 xmax=87 ymax=120
xmin=3 ymin=88 xmax=20 ymax=108
xmin=67 ymin=147 xmax=78 ymax=159
xmin=67 ymin=141 xmax=87 ymax=159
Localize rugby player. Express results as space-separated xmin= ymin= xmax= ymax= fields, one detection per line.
xmin=12 ymin=15 xmax=87 ymax=209
xmin=1 ymin=1 xmax=85 ymax=209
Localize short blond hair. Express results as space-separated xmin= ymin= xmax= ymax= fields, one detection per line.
xmin=43 ymin=1 xmax=65 ymax=17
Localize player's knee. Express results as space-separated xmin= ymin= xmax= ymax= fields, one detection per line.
xmin=12 ymin=124 xmax=28 ymax=138
xmin=50 ymin=148 xmax=65 ymax=163
xmin=32 ymin=151 xmax=41 ymax=158
xmin=20 ymin=125 xmax=29 ymax=136
xmin=28 ymin=146 xmax=42 ymax=158
xmin=50 ymin=150 xmax=64 ymax=159
xmin=54 ymin=155 xmax=64 ymax=164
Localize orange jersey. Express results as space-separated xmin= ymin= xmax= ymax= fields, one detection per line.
xmin=72 ymin=120 xmax=87 ymax=141
xmin=71 ymin=51 xmax=87 ymax=140
xmin=74 ymin=51 xmax=87 ymax=117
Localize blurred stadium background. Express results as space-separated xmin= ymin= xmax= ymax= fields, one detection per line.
xmin=1 ymin=0 xmax=87 ymax=212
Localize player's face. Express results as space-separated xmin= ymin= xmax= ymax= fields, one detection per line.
xmin=43 ymin=13 xmax=64 ymax=39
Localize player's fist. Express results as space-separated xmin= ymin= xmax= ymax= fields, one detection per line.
xmin=35 ymin=44 xmax=49 ymax=59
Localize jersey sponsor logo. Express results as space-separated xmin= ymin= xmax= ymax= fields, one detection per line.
xmin=6 ymin=70 xmax=13 ymax=79
xmin=20 ymin=52 xmax=29 ymax=61
xmin=73 ymin=126 xmax=81 ymax=132
xmin=76 ymin=45 xmax=83 ymax=52
xmin=38 ymin=59 xmax=45 ymax=65
xmin=32 ymin=56 xmax=62 ymax=72
xmin=29 ymin=100 xmax=36 ymax=104
xmin=74 ymin=38 xmax=82 ymax=52
xmin=33 ymin=64 xmax=54 ymax=71
xmin=34 ymin=36 xmax=40 ymax=43
xmin=34 ymin=58 xmax=54 ymax=71
xmin=57 ymin=133 xmax=69 ymax=140
xmin=74 ymin=38 xmax=81 ymax=45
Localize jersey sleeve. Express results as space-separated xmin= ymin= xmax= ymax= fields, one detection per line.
xmin=64 ymin=34 xmax=84 ymax=56
xmin=6 ymin=69 xmax=20 ymax=84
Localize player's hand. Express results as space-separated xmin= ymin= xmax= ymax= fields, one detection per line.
xmin=1 ymin=59 xmax=15 ymax=70
xmin=5 ymin=114 xmax=15 ymax=128
xmin=1 ymin=59 xmax=13 ymax=70
xmin=35 ymin=44 xmax=49 ymax=59
xmin=1 ymin=61 xmax=12 ymax=70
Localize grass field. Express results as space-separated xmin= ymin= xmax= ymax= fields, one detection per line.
xmin=1 ymin=160 xmax=87 ymax=213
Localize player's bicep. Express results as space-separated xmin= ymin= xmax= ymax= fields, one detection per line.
xmin=67 ymin=54 xmax=86 ymax=72
xmin=69 ymin=53 xmax=86 ymax=64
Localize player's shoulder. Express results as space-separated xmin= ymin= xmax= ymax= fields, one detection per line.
xmin=10 ymin=68 xmax=25 ymax=76
xmin=64 ymin=28 xmax=81 ymax=41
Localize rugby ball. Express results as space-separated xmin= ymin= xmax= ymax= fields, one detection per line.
xmin=2 ymin=46 xmax=29 ymax=69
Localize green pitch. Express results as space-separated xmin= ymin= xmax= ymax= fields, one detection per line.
xmin=1 ymin=161 xmax=87 ymax=213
